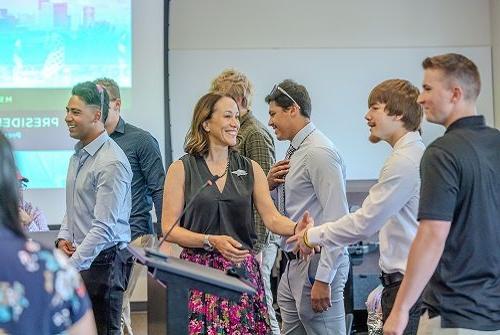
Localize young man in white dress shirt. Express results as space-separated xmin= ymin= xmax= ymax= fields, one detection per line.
xmin=289 ymin=79 xmax=425 ymax=334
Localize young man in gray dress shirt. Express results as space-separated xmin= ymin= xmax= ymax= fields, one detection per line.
xmin=288 ymin=79 xmax=425 ymax=334
xmin=94 ymin=78 xmax=165 ymax=335
xmin=266 ymin=79 xmax=350 ymax=335
xmin=56 ymin=81 xmax=133 ymax=335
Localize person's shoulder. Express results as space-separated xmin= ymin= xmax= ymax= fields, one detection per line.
xmin=124 ymin=122 xmax=154 ymax=137
xmin=124 ymin=122 xmax=160 ymax=145
xmin=241 ymin=117 xmax=273 ymax=141
xmin=96 ymin=139 xmax=132 ymax=172
xmin=424 ymin=132 xmax=461 ymax=160
xmin=309 ymin=128 xmax=334 ymax=147
xmin=231 ymin=150 xmax=251 ymax=163
xmin=394 ymin=140 xmax=426 ymax=167
xmin=307 ymin=129 xmax=343 ymax=159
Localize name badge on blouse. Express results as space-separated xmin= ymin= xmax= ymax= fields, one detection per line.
xmin=231 ymin=169 xmax=248 ymax=177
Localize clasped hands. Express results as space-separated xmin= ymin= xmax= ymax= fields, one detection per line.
xmin=287 ymin=211 xmax=319 ymax=260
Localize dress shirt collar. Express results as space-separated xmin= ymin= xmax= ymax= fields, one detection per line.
xmin=446 ymin=115 xmax=485 ymax=133
xmin=113 ymin=117 xmax=126 ymax=134
xmin=239 ymin=110 xmax=253 ymax=128
xmin=75 ymin=130 xmax=109 ymax=156
xmin=290 ymin=121 xmax=316 ymax=150
xmin=393 ymin=131 xmax=422 ymax=151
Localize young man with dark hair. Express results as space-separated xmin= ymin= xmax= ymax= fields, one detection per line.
xmin=94 ymin=78 xmax=165 ymax=335
xmin=289 ymin=79 xmax=425 ymax=334
xmin=56 ymin=81 xmax=133 ymax=335
xmin=266 ymin=79 xmax=350 ymax=334
xmin=384 ymin=54 xmax=500 ymax=334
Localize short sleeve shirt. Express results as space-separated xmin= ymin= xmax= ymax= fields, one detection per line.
xmin=418 ymin=116 xmax=500 ymax=330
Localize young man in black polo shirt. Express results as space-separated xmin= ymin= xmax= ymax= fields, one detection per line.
xmin=384 ymin=54 xmax=500 ymax=334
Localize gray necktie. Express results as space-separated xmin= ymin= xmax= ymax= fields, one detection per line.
xmin=278 ymin=144 xmax=296 ymax=215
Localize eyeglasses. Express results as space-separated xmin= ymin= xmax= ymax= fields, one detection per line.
xmin=269 ymin=84 xmax=301 ymax=110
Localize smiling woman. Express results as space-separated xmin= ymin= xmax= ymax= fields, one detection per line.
xmin=160 ymin=92 xmax=312 ymax=334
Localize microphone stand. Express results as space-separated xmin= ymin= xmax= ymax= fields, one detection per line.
xmin=144 ymin=174 xmax=221 ymax=260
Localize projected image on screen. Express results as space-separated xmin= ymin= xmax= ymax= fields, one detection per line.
xmin=0 ymin=0 xmax=131 ymax=189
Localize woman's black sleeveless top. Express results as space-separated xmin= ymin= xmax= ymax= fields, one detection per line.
xmin=179 ymin=151 xmax=256 ymax=250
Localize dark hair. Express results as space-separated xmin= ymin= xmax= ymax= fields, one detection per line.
xmin=94 ymin=77 xmax=121 ymax=101
xmin=368 ymin=79 xmax=423 ymax=132
xmin=422 ymin=53 xmax=481 ymax=101
xmin=0 ymin=131 xmax=25 ymax=238
xmin=265 ymin=79 xmax=312 ymax=118
xmin=72 ymin=81 xmax=110 ymax=122
xmin=184 ymin=93 xmax=238 ymax=156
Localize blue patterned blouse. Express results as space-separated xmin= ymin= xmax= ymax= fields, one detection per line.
xmin=0 ymin=226 xmax=91 ymax=334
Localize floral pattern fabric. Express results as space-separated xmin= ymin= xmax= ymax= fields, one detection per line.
xmin=0 ymin=227 xmax=91 ymax=335
xmin=180 ymin=248 xmax=271 ymax=335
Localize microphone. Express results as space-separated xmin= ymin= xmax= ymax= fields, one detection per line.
xmin=144 ymin=173 xmax=222 ymax=260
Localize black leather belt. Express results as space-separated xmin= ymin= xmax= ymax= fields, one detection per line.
xmin=380 ymin=271 xmax=404 ymax=287
xmin=284 ymin=251 xmax=299 ymax=260
xmin=284 ymin=247 xmax=322 ymax=261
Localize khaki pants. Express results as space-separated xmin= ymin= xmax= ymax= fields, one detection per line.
xmin=417 ymin=311 xmax=500 ymax=335
xmin=121 ymin=234 xmax=156 ymax=335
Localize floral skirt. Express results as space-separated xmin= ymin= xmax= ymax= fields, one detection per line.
xmin=180 ymin=248 xmax=271 ymax=335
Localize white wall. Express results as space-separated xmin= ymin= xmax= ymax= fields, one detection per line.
xmin=170 ymin=0 xmax=490 ymax=49
xmin=169 ymin=0 xmax=495 ymax=178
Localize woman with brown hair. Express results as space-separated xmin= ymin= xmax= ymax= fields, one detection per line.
xmin=160 ymin=92 xmax=312 ymax=334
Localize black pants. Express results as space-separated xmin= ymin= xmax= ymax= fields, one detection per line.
xmin=80 ymin=246 xmax=133 ymax=335
xmin=381 ymin=281 xmax=422 ymax=335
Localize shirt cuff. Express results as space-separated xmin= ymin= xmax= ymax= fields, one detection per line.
xmin=307 ymin=226 xmax=323 ymax=246
xmin=57 ymin=231 xmax=71 ymax=242
xmin=314 ymin=262 xmax=335 ymax=283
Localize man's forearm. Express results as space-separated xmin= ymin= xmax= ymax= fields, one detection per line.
xmin=391 ymin=220 xmax=450 ymax=312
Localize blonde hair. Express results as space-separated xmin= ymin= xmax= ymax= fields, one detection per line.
xmin=184 ymin=93 xmax=237 ymax=156
xmin=210 ymin=69 xmax=254 ymax=109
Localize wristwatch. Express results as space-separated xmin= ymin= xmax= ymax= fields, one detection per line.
xmin=203 ymin=234 xmax=214 ymax=251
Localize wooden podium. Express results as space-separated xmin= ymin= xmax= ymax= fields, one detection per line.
xmin=128 ymin=246 xmax=256 ymax=335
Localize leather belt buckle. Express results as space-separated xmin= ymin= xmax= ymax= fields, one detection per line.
xmin=284 ymin=251 xmax=298 ymax=260
xmin=380 ymin=271 xmax=404 ymax=287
